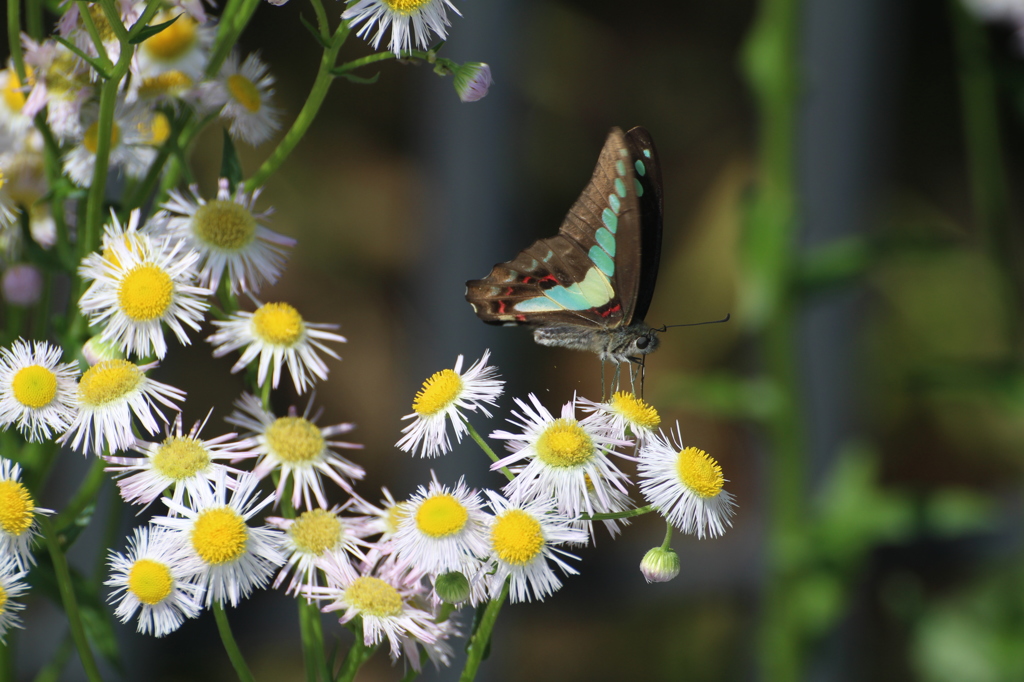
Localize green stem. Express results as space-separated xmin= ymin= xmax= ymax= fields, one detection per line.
xmin=260 ymin=378 xmax=272 ymax=411
xmin=335 ymin=622 xmax=376 ymax=682
xmin=206 ymin=0 xmax=261 ymax=78
xmin=459 ymin=578 xmax=509 ymax=682
xmin=741 ymin=0 xmax=804 ymax=680
xmin=947 ymin=0 xmax=1024 ymax=343
xmin=581 ymin=505 xmax=654 ymax=521
xmin=334 ymin=49 xmax=439 ymax=74
xmin=244 ymin=22 xmax=349 ymax=192
xmin=308 ymin=0 xmax=330 ymax=38
xmin=75 ymin=1 xmax=114 ymax=71
xmin=7 ymin=0 xmax=27 ymax=81
xmin=660 ymin=520 xmax=673 ymax=550
xmin=26 ymin=0 xmax=43 ymax=40
xmin=462 ymin=418 xmax=513 ymax=482
xmin=53 ymin=457 xmax=107 ymax=530
xmin=40 ymin=518 xmax=103 ymax=682
xmin=213 ymin=603 xmax=257 ymax=682
xmin=297 ymin=599 xmax=329 ymax=682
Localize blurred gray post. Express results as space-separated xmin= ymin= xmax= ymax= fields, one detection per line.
xmin=799 ymin=0 xmax=907 ymax=679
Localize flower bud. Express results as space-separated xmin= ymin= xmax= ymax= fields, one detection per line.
xmin=82 ymin=336 xmax=124 ymax=366
xmin=640 ymin=546 xmax=680 ymax=583
xmin=434 ymin=571 xmax=471 ymax=604
xmin=453 ymin=62 xmax=492 ymax=103
xmin=2 ymin=264 xmax=42 ymax=306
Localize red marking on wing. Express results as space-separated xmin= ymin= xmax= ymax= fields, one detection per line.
xmin=505 ymin=286 xmax=514 ymax=295
xmin=599 ymin=303 xmax=622 ymax=318
xmin=515 ymin=314 xmax=526 ymax=322
xmin=521 ymin=276 xmax=534 ymax=284
xmin=540 ymin=274 xmax=558 ymax=284
xmin=498 ymin=301 xmax=508 ymax=314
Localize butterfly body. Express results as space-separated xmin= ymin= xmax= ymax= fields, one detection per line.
xmin=466 ymin=126 xmax=663 ymax=364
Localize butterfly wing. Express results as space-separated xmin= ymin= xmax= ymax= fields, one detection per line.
xmin=466 ymin=126 xmax=662 ymax=329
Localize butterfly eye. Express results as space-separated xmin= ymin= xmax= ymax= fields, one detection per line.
xmin=636 ymin=337 xmax=650 ymax=350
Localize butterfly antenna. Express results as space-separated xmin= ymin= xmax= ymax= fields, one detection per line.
xmin=655 ymin=313 xmax=731 ymax=333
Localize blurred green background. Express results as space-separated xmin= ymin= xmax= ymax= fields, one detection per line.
xmin=13 ymin=0 xmax=1024 ymax=679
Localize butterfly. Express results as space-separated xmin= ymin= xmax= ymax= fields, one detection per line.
xmin=465 ymin=126 xmax=663 ymax=366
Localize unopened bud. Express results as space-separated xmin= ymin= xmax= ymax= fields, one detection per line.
xmin=82 ymin=336 xmax=124 ymax=366
xmin=2 ymin=264 xmax=42 ymax=306
xmin=453 ymin=62 xmax=492 ymax=103
xmin=434 ymin=571 xmax=471 ymax=604
xmin=640 ymin=546 xmax=680 ymax=583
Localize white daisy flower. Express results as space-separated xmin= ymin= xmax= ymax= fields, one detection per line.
xmin=396 ymin=350 xmax=503 ymax=458
xmin=0 ymin=339 xmax=79 ymax=441
xmin=342 ymin=0 xmax=461 ymax=55
xmin=104 ymin=413 xmax=251 ymax=509
xmin=56 ymin=0 xmax=141 ymax=66
xmin=200 ymin=52 xmax=281 ymax=146
xmin=310 ymin=554 xmax=439 ymax=659
xmin=152 ymin=472 xmax=285 ymax=607
xmin=78 ymin=210 xmax=156 ymax=284
xmin=482 ymin=490 xmax=587 ymax=603
xmin=267 ymin=504 xmax=375 ymax=595
xmin=352 ymin=486 xmax=408 ymax=545
xmin=58 ymin=359 xmax=185 ymax=456
xmin=580 ymin=390 xmax=662 ymax=442
xmin=207 ymin=302 xmax=346 ymax=394
xmin=151 ymin=178 xmax=295 ymax=295
xmin=63 ymin=100 xmax=157 ymax=187
xmin=391 ymin=473 xmax=490 ymax=577
xmin=78 ymin=214 xmax=210 ymax=360
xmin=0 ymin=65 xmax=35 ymax=137
xmin=225 ymin=392 xmax=365 ymax=509
xmin=399 ymin=612 xmax=460 ymax=671
xmin=134 ymin=12 xmax=214 ymax=82
xmin=0 ymin=556 xmax=29 ymax=642
xmin=22 ymin=37 xmax=92 ymax=139
xmin=105 ymin=526 xmax=204 ymax=637
xmin=637 ymin=424 xmax=736 ymax=539
xmin=0 ymin=458 xmax=53 ymax=569
xmin=489 ymin=393 xmax=633 ymax=521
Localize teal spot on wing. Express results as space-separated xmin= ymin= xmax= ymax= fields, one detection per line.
xmin=515 ymin=296 xmax=563 ymax=312
xmin=609 ymin=194 xmax=620 ymax=213
xmin=589 ymin=245 xmax=614 ymax=276
xmin=602 ymin=208 xmax=618 ymax=233
xmin=614 ymin=178 xmax=627 ymax=198
xmin=634 ymin=178 xmax=644 ymax=196
xmin=635 ymin=160 xmax=646 ymax=176
xmin=643 ymin=149 xmax=652 ymax=158
xmin=514 ymin=268 xmax=613 ymax=312
xmin=543 ymin=250 xmax=554 ymax=262
xmin=616 ymin=160 xmax=626 ymax=176
xmin=595 ymin=227 xmax=616 ymax=256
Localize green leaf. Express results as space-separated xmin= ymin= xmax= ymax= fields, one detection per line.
xmin=337 ymin=71 xmax=381 ymax=84
xmin=129 ymin=13 xmax=181 ymax=45
xmin=299 ymin=13 xmax=330 ymax=49
xmin=220 ymin=130 xmax=243 ymax=191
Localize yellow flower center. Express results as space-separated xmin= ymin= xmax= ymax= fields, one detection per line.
xmin=290 ymin=509 xmax=342 ymax=554
xmin=128 ymin=558 xmax=174 ymax=605
xmin=251 ymin=303 xmax=305 ymax=346
xmin=192 ymin=199 xmax=257 ymax=251
xmin=2 ymin=67 xmax=32 ymax=113
xmin=191 ymin=506 xmax=248 ymax=565
xmin=0 ymin=585 xmax=7 ymax=611
xmin=118 ymin=264 xmax=174 ymax=322
xmin=226 ymin=74 xmax=262 ymax=113
xmin=138 ymin=112 xmax=172 ymax=145
xmin=382 ymin=0 xmax=433 ymax=16
xmin=83 ymin=121 xmax=121 ymax=155
xmin=12 ymin=365 xmax=57 ymax=409
xmin=46 ymin=52 xmax=84 ymax=98
xmin=141 ymin=15 xmax=198 ymax=61
xmin=676 ymin=446 xmax=725 ymax=499
xmin=152 ymin=437 xmax=210 ymax=481
xmin=345 ymin=576 xmax=403 ymax=617
xmin=609 ymin=391 xmax=661 ymax=431
xmin=0 ymin=479 xmax=35 ymax=537
xmin=137 ymin=71 xmax=194 ymax=99
xmin=415 ymin=494 xmax=468 ymax=538
xmin=101 ymin=234 xmax=147 ymax=270
xmin=78 ymin=360 xmax=142 ymax=407
xmin=535 ymin=419 xmax=593 ymax=468
xmin=265 ymin=416 xmax=323 ymax=464
xmin=411 ymin=369 xmax=462 ymax=416
xmin=385 ymin=501 xmax=408 ymax=535
xmin=491 ymin=509 xmax=544 ymax=566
